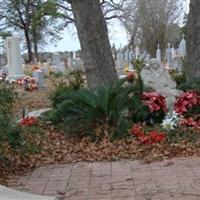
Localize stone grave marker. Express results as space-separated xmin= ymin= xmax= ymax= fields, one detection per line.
xmin=178 ymin=34 xmax=186 ymax=57
xmin=5 ymin=34 xmax=25 ymax=80
xmin=166 ymin=43 xmax=173 ymax=68
xmin=156 ymin=44 xmax=161 ymax=63
xmin=51 ymin=53 xmax=65 ymax=73
xmin=33 ymin=69 xmax=44 ymax=88
xmin=135 ymin=45 xmax=140 ymax=59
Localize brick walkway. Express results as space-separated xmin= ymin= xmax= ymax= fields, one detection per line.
xmin=8 ymin=157 xmax=200 ymax=200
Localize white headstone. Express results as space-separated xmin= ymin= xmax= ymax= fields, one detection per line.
xmin=125 ymin=48 xmax=129 ymax=63
xmin=73 ymin=52 xmax=76 ymax=60
xmin=178 ymin=34 xmax=186 ymax=57
xmin=67 ymin=57 xmax=73 ymax=69
xmin=171 ymin=46 xmax=175 ymax=58
xmin=166 ymin=43 xmax=173 ymax=68
xmin=156 ymin=44 xmax=161 ymax=63
xmin=33 ymin=70 xmax=44 ymax=88
xmin=129 ymin=47 xmax=134 ymax=60
xmin=135 ymin=45 xmax=140 ymax=59
xmin=145 ymin=54 xmax=151 ymax=64
xmin=6 ymin=34 xmax=24 ymax=80
xmin=52 ymin=53 xmax=65 ymax=73
xmin=116 ymin=49 xmax=124 ymax=69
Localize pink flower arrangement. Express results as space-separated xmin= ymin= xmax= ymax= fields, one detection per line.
xmin=174 ymin=91 xmax=200 ymax=115
xmin=142 ymin=92 xmax=167 ymax=113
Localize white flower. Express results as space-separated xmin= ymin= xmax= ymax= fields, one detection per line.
xmin=161 ymin=111 xmax=180 ymax=130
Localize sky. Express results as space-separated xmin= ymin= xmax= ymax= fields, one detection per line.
xmin=44 ymin=20 xmax=128 ymax=52
xmin=44 ymin=0 xmax=190 ymax=52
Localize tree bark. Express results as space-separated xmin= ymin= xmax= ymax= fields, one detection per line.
xmin=33 ymin=30 xmax=39 ymax=63
xmin=24 ymin=30 xmax=33 ymax=63
xmin=71 ymin=0 xmax=118 ymax=89
xmin=186 ymin=0 xmax=200 ymax=80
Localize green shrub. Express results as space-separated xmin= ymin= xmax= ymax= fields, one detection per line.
xmin=0 ymin=81 xmax=18 ymax=147
xmin=178 ymin=77 xmax=200 ymax=91
xmin=49 ymin=79 xmax=149 ymax=139
xmin=169 ymin=69 xmax=186 ymax=87
xmin=49 ymin=70 xmax=85 ymax=107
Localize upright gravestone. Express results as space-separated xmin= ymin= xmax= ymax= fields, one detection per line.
xmin=33 ymin=69 xmax=44 ymax=88
xmin=125 ymin=48 xmax=129 ymax=63
xmin=171 ymin=46 xmax=175 ymax=58
xmin=145 ymin=54 xmax=151 ymax=64
xmin=52 ymin=53 xmax=65 ymax=73
xmin=116 ymin=49 xmax=124 ymax=69
xmin=67 ymin=57 xmax=73 ymax=69
xmin=166 ymin=43 xmax=173 ymax=68
xmin=135 ymin=45 xmax=140 ymax=60
xmin=129 ymin=47 xmax=134 ymax=61
xmin=6 ymin=34 xmax=24 ymax=80
xmin=156 ymin=44 xmax=161 ymax=63
xmin=178 ymin=34 xmax=187 ymax=57
xmin=73 ymin=52 xmax=76 ymax=60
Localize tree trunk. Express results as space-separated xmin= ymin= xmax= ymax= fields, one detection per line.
xmin=186 ymin=0 xmax=200 ymax=80
xmin=24 ymin=30 xmax=33 ymax=63
xmin=71 ymin=0 xmax=118 ymax=89
xmin=33 ymin=30 xmax=39 ymax=63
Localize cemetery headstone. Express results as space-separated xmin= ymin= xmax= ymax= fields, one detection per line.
xmin=166 ymin=43 xmax=173 ymax=68
xmin=67 ymin=57 xmax=73 ymax=69
xmin=178 ymin=34 xmax=186 ymax=57
xmin=135 ymin=45 xmax=140 ymax=59
xmin=5 ymin=34 xmax=24 ymax=80
xmin=73 ymin=52 xmax=76 ymax=60
xmin=156 ymin=44 xmax=161 ymax=63
xmin=51 ymin=53 xmax=65 ymax=73
xmin=33 ymin=69 xmax=44 ymax=88
xmin=116 ymin=48 xmax=124 ymax=69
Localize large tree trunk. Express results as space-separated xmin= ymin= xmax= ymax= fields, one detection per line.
xmin=33 ymin=30 xmax=39 ymax=63
xmin=24 ymin=30 xmax=33 ymax=63
xmin=186 ymin=0 xmax=200 ymax=80
xmin=71 ymin=0 xmax=118 ymax=89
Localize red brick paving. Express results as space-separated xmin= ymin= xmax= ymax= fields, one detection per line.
xmin=7 ymin=157 xmax=200 ymax=199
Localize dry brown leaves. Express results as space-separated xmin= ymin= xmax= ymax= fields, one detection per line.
xmin=1 ymin=86 xmax=200 ymax=185
xmin=1 ymin=121 xmax=200 ymax=185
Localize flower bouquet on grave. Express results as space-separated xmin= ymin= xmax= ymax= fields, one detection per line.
xmin=23 ymin=76 xmax=38 ymax=91
xmin=130 ymin=124 xmax=166 ymax=145
xmin=174 ymin=90 xmax=200 ymax=129
xmin=174 ymin=90 xmax=200 ymax=115
xmin=161 ymin=111 xmax=181 ymax=130
xmin=19 ymin=116 xmax=38 ymax=127
xmin=142 ymin=92 xmax=167 ymax=124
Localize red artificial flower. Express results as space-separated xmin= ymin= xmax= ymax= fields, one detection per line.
xmin=131 ymin=124 xmax=144 ymax=137
xmin=127 ymin=72 xmax=135 ymax=81
xmin=149 ymin=131 xmax=166 ymax=144
xmin=174 ymin=91 xmax=200 ymax=115
xmin=19 ymin=116 xmax=37 ymax=127
xmin=142 ymin=92 xmax=167 ymax=113
xmin=179 ymin=117 xmax=200 ymax=129
xmin=130 ymin=124 xmax=166 ymax=145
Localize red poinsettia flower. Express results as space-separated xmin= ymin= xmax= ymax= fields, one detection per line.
xmin=19 ymin=116 xmax=38 ymax=127
xmin=142 ymin=92 xmax=167 ymax=113
xmin=149 ymin=131 xmax=166 ymax=144
xmin=131 ymin=124 xmax=144 ymax=137
xmin=130 ymin=124 xmax=166 ymax=145
xmin=174 ymin=91 xmax=200 ymax=115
